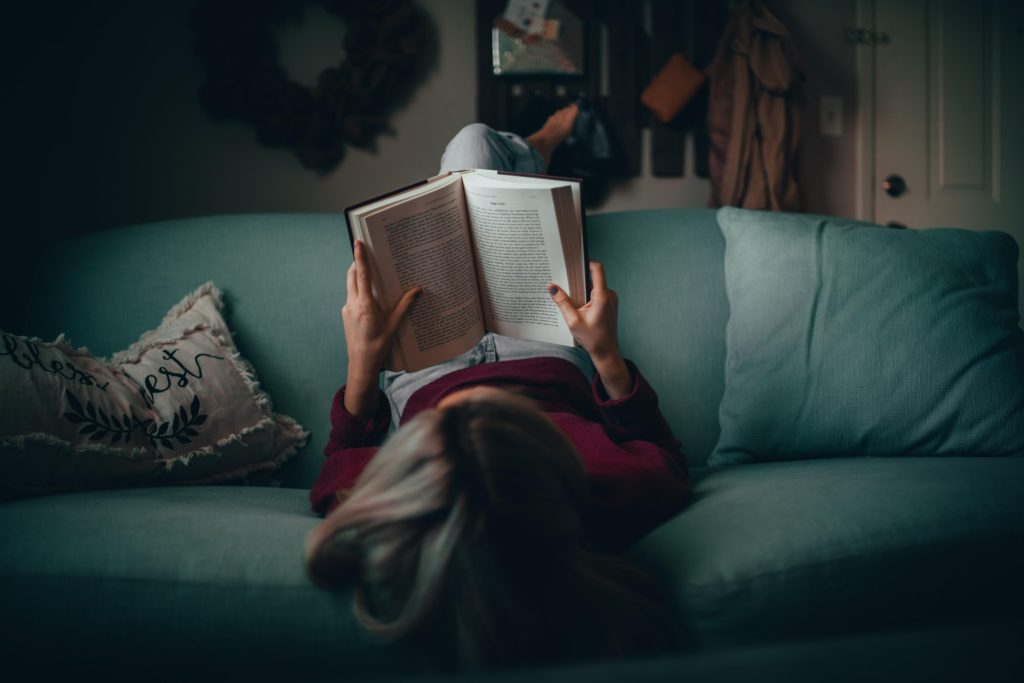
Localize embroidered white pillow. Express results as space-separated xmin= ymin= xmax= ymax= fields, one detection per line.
xmin=0 ymin=282 xmax=308 ymax=498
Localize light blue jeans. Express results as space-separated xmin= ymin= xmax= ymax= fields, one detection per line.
xmin=381 ymin=123 xmax=592 ymax=427
xmin=382 ymin=333 xmax=595 ymax=428
xmin=438 ymin=123 xmax=545 ymax=174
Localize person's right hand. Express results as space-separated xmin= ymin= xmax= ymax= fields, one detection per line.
xmin=548 ymin=261 xmax=633 ymax=399
xmin=342 ymin=240 xmax=420 ymax=416
xmin=548 ymin=261 xmax=621 ymax=364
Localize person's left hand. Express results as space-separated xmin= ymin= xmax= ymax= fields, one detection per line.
xmin=342 ymin=240 xmax=421 ymax=385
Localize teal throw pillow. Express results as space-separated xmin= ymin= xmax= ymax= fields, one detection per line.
xmin=710 ymin=207 xmax=1024 ymax=466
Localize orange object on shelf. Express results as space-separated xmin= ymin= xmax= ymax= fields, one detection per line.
xmin=641 ymin=52 xmax=706 ymax=123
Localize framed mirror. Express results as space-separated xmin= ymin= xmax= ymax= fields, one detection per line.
xmin=491 ymin=1 xmax=586 ymax=76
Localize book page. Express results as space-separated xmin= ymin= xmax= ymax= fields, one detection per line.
xmin=461 ymin=173 xmax=575 ymax=346
xmin=472 ymin=170 xmax=583 ymax=245
xmin=354 ymin=178 xmax=486 ymax=371
xmin=470 ymin=171 xmax=586 ymax=307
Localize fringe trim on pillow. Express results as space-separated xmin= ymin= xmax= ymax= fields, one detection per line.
xmin=216 ymin=342 xmax=271 ymax=409
xmin=2 ymin=411 xmax=309 ymax=484
xmin=106 ymin=281 xmax=272 ymax=409
xmin=274 ymin=412 xmax=312 ymax=447
xmin=159 ymin=281 xmax=225 ymax=325
xmin=185 ymin=413 xmax=311 ymax=485
xmin=0 ymin=330 xmax=96 ymax=358
xmin=160 ymin=415 xmax=277 ymax=470
xmin=1 ymin=432 xmax=150 ymax=458
xmin=110 ymin=281 xmax=225 ymax=366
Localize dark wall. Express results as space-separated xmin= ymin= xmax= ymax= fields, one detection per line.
xmin=4 ymin=2 xmax=198 ymax=330
xmin=0 ymin=0 xmax=457 ymax=333
xmin=1 ymin=0 xmax=866 ymax=332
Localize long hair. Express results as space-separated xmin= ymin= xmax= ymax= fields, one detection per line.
xmin=304 ymin=392 xmax=674 ymax=667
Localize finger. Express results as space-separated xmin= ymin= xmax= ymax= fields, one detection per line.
xmin=547 ymin=284 xmax=580 ymax=326
xmin=589 ymin=261 xmax=607 ymax=293
xmin=346 ymin=262 xmax=357 ymax=299
xmin=354 ymin=241 xmax=373 ymax=296
xmin=388 ymin=287 xmax=422 ymax=330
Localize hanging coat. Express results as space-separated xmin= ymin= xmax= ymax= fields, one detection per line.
xmin=707 ymin=0 xmax=803 ymax=211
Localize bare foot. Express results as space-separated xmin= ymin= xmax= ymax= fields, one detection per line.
xmin=526 ymin=103 xmax=579 ymax=171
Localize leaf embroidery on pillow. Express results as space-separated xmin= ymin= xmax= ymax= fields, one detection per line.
xmin=62 ymin=389 xmax=149 ymax=445
xmin=62 ymin=390 xmax=209 ymax=451
xmin=145 ymin=394 xmax=209 ymax=450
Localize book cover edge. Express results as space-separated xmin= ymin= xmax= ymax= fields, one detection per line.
xmin=343 ymin=174 xmax=457 ymax=250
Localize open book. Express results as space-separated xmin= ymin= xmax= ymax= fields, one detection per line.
xmin=345 ymin=169 xmax=587 ymax=372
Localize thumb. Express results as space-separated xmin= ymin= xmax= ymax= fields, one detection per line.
xmin=388 ymin=287 xmax=422 ymax=329
xmin=547 ymin=284 xmax=579 ymax=325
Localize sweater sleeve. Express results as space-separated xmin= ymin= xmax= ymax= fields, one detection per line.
xmin=592 ymin=360 xmax=683 ymax=453
xmin=581 ymin=361 xmax=691 ymax=550
xmin=309 ymin=386 xmax=390 ymax=517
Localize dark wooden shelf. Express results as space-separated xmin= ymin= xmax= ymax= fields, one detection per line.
xmin=475 ymin=0 xmax=728 ymax=181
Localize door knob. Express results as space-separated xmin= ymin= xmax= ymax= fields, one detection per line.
xmin=883 ymin=174 xmax=907 ymax=197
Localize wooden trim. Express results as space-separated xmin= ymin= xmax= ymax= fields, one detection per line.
xmin=602 ymin=0 xmax=642 ymax=177
xmin=855 ymin=0 xmax=877 ymax=222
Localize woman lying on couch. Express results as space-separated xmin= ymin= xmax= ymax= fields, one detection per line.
xmin=304 ymin=110 xmax=692 ymax=669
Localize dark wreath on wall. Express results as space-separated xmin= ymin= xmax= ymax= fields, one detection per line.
xmin=191 ymin=0 xmax=434 ymax=174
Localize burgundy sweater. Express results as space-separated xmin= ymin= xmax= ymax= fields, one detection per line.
xmin=310 ymin=357 xmax=691 ymax=550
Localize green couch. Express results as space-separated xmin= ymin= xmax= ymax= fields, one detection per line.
xmin=1 ymin=209 xmax=1022 ymax=681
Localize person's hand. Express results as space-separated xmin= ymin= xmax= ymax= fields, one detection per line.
xmin=548 ymin=261 xmax=633 ymax=399
xmin=342 ymin=240 xmax=420 ymax=416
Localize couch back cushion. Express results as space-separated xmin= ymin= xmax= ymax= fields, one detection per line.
xmin=587 ymin=209 xmax=728 ymax=467
xmin=711 ymin=207 xmax=1024 ymax=465
xmin=25 ymin=215 xmax=348 ymax=489
xmin=25 ymin=210 xmax=728 ymax=487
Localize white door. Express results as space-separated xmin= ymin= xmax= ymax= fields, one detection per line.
xmin=861 ymin=0 xmax=1024 ymax=316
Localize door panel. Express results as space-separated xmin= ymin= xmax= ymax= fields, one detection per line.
xmin=933 ymin=0 xmax=988 ymax=192
xmin=872 ymin=0 xmax=1024 ymax=316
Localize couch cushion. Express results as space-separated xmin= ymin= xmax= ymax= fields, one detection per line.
xmin=632 ymin=457 xmax=1024 ymax=648
xmin=3 ymin=461 xmax=1021 ymax=676
xmin=711 ymin=207 xmax=1024 ymax=466
xmin=0 ymin=486 xmax=444 ymax=679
